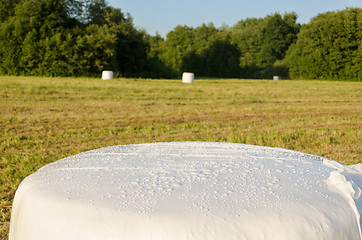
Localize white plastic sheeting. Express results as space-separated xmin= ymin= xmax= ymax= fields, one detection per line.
xmin=101 ymin=71 xmax=113 ymax=80
xmin=182 ymin=72 xmax=194 ymax=83
xmin=9 ymin=142 xmax=362 ymax=240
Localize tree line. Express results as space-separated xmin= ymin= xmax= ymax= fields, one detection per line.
xmin=0 ymin=0 xmax=360 ymax=80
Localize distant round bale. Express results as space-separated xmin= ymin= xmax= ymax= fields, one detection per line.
xmin=102 ymin=71 xmax=113 ymax=80
xmin=182 ymin=72 xmax=194 ymax=83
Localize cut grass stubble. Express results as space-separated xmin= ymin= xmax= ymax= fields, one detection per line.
xmin=0 ymin=76 xmax=361 ymax=237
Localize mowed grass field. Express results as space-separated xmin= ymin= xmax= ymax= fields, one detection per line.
xmin=0 ymin=76 xmax=361 ymax=237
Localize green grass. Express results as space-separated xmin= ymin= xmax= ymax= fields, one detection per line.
xmin=0 ymin=76 xmax=361 ymax=236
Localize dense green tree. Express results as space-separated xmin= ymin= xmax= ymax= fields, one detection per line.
xmin=0 ymin=0 xmax=71 ymax=75
xmin=284 ymin=8 xmax=361 ymax=80
xmin=137 ymin=33 xmax=177 ymax=78
xmin=156 ymin=15 xmax=299 ymax=78
xmin=0 ymin=0 xmax=169 ymax=77
xmin=181 ymin=37 xmax=241 ymax=77
xmin=159 ymin=23 xmax=219 ymax=71
xmin=0 ymin=0 xmax=21 ymax=23
xmin=229 ymin=12 xmax=300 ymax=78
xmin=145 ymin=33 xmax=164 ymax=59
xmin=159 ymin=25 xmax=195 ymax=71
xmin=0 ymin=1 xmax=359 ymax=80
xmin=259 ymin=12 xmax=300 ymax=65
xmin=83 ymin=0 xmax=107 ymax=24
xmin=192 ymin=23 xmax=219 ymax=54
xmin=230 ymin=17 xmax=265 ymax=68
xmin=159 ymin=23 xmax=230 ymax=77
xmin=109 ymin=13 xmax=149 ymax=75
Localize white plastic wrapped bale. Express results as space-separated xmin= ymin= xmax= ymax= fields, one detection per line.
xmin=9 ymin=142 xmax=362 ymax=240
xmin=182 ymin=72 xmax=194 ymax=83
xmin=101 ymin=71 xmax=113 ymax=80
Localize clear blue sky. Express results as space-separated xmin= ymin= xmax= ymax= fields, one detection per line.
xmin=107 ymin=0 xmax=362 ymax=37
